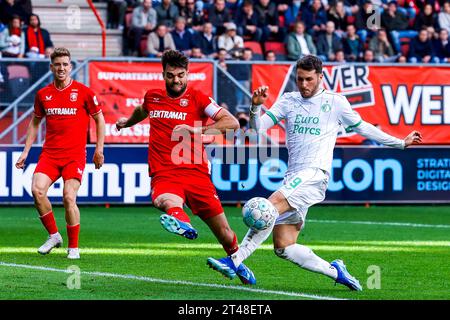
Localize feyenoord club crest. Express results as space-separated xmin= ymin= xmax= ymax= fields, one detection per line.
xmin=70 ymin=92 xmax=78 ymax=102
xmin=180 ymin=99 xmax=189 ymax=107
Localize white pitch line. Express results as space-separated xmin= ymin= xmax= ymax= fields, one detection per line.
xmin=307 ymin=219 xmax=450 ymax=229
xmin=0 ymin=261 xmax=347 ymax=301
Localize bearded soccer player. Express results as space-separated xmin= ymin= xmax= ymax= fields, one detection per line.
xmin=15 ymin=47 xmax=105 ymax=260
xmin=207 ymin=55 xmax=423 ymax=290
xmin=115 ymin=49 xmax=256 ymax=284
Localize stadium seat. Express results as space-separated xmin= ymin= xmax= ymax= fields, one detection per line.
xmin=400 ymin=37 xmax=411 ymax=57
xmin=140 ymin=36 xmax=148 ymax=56
xmin=244 ymin=41 xmax=263 ymax=55
xmin=264 ymin=41 xmax=287 ymax=55
xmin=125 ymin=12 xmax=132 ymax=30
xmin=6 ymin=64 xmax=30 ymax=100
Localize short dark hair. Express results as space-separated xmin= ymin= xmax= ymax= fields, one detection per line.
xmin=50 ymin=47 xmax=71 ymax=63
xmin=162 ymin=50 xmax=189 ymax=71
xmin=296 ymin=55 xmax=322 ymax=74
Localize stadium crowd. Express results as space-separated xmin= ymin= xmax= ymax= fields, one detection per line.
xmin=104 ymin=0 xmax=450 ymax=63
xmin=1 ymin=0 xmax=449 ymax=62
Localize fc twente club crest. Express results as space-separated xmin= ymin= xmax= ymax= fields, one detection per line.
xmin=70 ymin=92 xmax=78 ymax=102
xmin=180 ymin=99 xmax=189 ymax=107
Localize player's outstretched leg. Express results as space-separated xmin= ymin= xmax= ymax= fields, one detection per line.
xmin=207 ymin=256 xmax=256 ymax=285
xmin=160 ymin=210 xmax=198 ymax=240
xmin=330 ymin=259 xmax=363 ymax=291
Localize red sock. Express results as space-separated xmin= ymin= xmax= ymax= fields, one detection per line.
xmin=67 ymin=224 xmax=80 ymax=249
xmin=167 ymin=207 xmax=190 ymax=223
xmin=39 ymin=211 xmax=58 ymax=235
xmin=223 ymin=232 xmax=238 ymax=256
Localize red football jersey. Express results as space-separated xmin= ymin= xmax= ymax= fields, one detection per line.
xmin=142 ymin=86 xmax=222 ymax=176
xmin=34 ymin=79 xmax=101 ymax=158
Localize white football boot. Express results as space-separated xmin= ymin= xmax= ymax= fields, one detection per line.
xmin=67 ymin=248 xmax=80 ymax=259
xmin=38 ymin=232 xmax=63 ymax=255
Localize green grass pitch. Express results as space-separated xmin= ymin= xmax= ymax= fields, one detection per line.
xmin=0 ymin=205 xmax=449 ymax=300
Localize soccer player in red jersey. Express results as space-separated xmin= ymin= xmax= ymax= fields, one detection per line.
xmin=116 ymin=50 xmax=256 ymax=284
xmin=15 ymin=47 xmax=105 ymax=260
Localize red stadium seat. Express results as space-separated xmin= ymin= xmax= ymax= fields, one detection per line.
xmin=6 ymin=65 xmax=30 ymax=100
xmin=125 ymin=12 xmax=132 ymax=29
xmin=244 ymin=41 xmax=263 ymax=55
xmin=264 ymin=41 xmax=287 ymax=55
xmin=400 ymin=37 xmax=411 ymax=57
xmin=140 ymin=36 xmax=148 ymax=56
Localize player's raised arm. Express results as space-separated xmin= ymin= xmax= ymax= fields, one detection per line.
xmin=116 ymin=104 xmax=149 ymax=131
xmin=92 ymin=111 xmax=105 ymax=169
xmin=249 ymin=85 xmax=286 ymax=133
xmin=15 ymin=114 xmax=42 ymax=169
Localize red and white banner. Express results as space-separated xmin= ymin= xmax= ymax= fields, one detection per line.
xmin=88 ymin=61 xmax=214 ymax=143
xmin=252 ymin=64 xmax=450 ymax=144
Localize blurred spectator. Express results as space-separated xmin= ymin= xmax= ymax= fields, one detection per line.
xmin=24 ymin=14 xmax=53 ymax=58
xmin=328 ymin=0 xmax=348 ymax=37
xmin=227 ymin=47 xmax=252 ymax=108
xmin=369 ymin=28 xmax=398 ymax=62
xmin=207 ymin=0 xmax=232 ymax=36
xmin=107 ymin=0 xmax=128 ymax=30
xmin=235 ymin=0 xmax=262 ymax=42
xmin=217 ymin=22 xmax=244 ymax=58
xmin=438 ymin=1 xmax=450 ymax=33
xmin=190 ymin=46 xmax=205 ymax=58
xmin=354 ymin=0 xmax=379 ymax=44
xmin=194 ymin=22 xmax=217 ymax=58
xmin=191 ymin=1 xmax=207 ymax=30
xmin=0 ymin=15 xmax=25 ymax=58
xmin=155 ymin=0 xmax=179 ymax=29
xmin=408 ymin=27 xmax=439 ymax=63
xmin=342 ymin=24 xmax=364 ymax=62
xmin=343 ymin=0 xmax=360 ymax=15
xmin=414 ymin=3 xmax=439 ymax=31
xmin=284 ymin=0 xmax=302 ymax=28
xmin=254 ymin=0 xmax=285 ymax=42
xmin=265 ymin=49 xmax=276 ymax=61
xmin=0 ymin=0 xmax=29 ymax=25
xmin=286 ymin=21 xmax=317 ymax=61
xmin=433 ymin=28 xmax=450 ymax=62
xmin=302 ymin=0 xmax=328 ymax=37
xmin=217 ymin=47 xmax=229 ymax=63
xmin=362 ymin=48 xmax=376 ymax=62
xmin=130 ymin=0 xmax=157 ymax=56
xmin=171 ymin=16 xmax=196 ymax=55
xmin=16 ymin=0 xmax=32 ymax=16
xmin=146 ymin=23 xmax=176 ymax=57
xmin=335 ymin=49 xmax=346 ymax=63
xmin=177 ymin=0 xmax=197 ymax=28
xmin=381 ymin=0 xmax=417 ymax=53
xmin=317 ymin=21 xmax=344 ymax=61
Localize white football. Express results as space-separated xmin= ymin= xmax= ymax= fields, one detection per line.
xmin=242 ymin=197 xmax=277 ymax=230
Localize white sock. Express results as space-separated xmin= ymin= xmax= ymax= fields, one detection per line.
xmin=275 ymin=244 xmax=338 ymax=279
xmin=230 ymin=225 xmax=274 ymax=268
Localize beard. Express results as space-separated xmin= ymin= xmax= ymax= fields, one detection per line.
xmin=166 ymin=82 xmax=187 ymax=98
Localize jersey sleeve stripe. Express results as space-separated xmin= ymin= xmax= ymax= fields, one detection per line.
xmin=265 ymin=110 xmax=278 ymax=125
xmin=345 ymin=120 xmax=362 ymax=133
xmin=211 ymin=107 xmax=223 ymax=120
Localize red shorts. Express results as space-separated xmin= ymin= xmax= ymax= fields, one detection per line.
xmin=34 ymin=154 xmax=86 ymax=183
xmin=151 ymin=169 xmax=224 ymax=220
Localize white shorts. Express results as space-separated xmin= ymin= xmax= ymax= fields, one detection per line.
xmin=275 ymin=168 xmax=329 ymax=227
